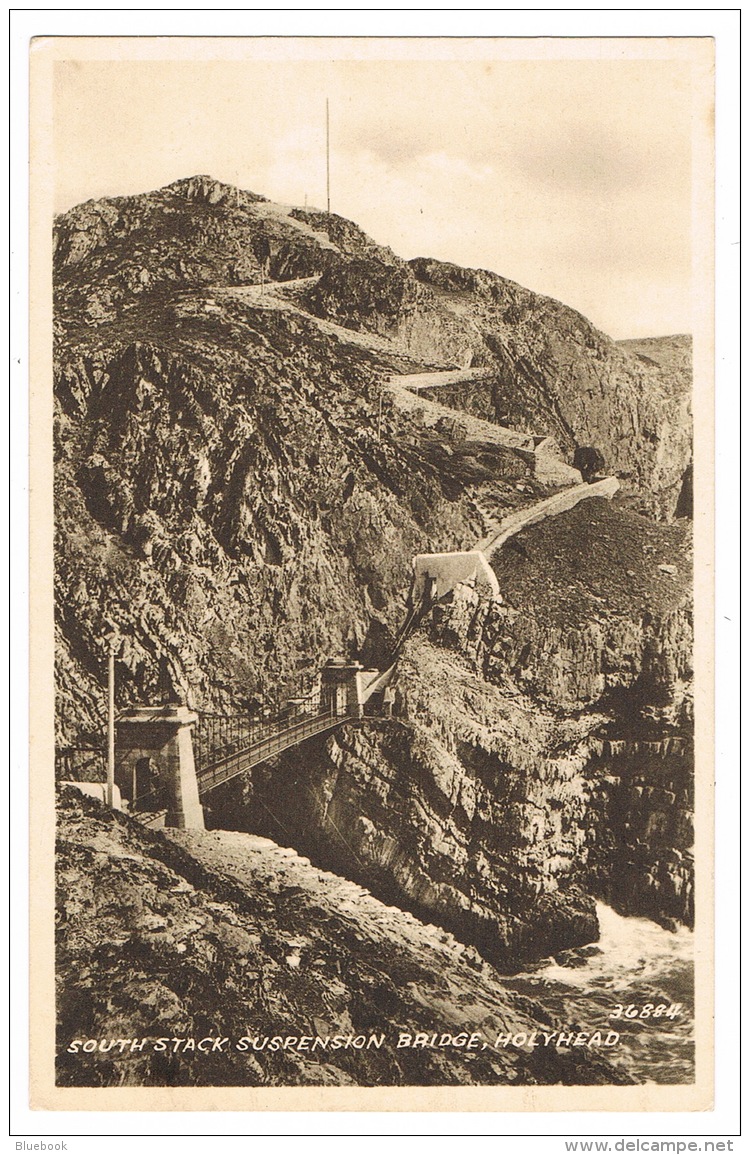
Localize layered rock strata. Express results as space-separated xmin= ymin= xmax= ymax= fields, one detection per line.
xmin=215 ymin=501 xmax=693 ymax=966
xmin=56 ymin=788 xmax=632 ymax=1088
xmin=53 ymin=177 xmax=694 ymax=972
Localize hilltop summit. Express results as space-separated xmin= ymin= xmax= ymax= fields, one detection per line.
xmin=55 ymin=176 xmax=691 ymax=503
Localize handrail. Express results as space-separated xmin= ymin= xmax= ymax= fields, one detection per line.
xmin=197 ymin=708 xmax=337 ymax=780
xmin=381 ymin=576 xmax=436 ymax=672
xmin=135 ymin=808 xmax=167 ymax=828
xmin=199 ymin=708 xmax=332 ymax=771
xmin=193 ymin=709 xmax=320 ymax=773
xmin=196 ymin=709 xmax=353 ymax=796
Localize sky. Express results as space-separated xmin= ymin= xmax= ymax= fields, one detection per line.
xmin=53 ymin=45 xmax=702 ymax=339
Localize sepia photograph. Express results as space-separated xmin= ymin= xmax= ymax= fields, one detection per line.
xmin=26 ymin=31 xmax=718 ymax=1115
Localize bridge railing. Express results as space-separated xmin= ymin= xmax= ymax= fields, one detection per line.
xmin=192 ymin=706 xmax=319 ymax=776
xmin=193 ymin=713 xmax=259 ymax=774
xmin=196 ymin=707 xmax=350 ymax=796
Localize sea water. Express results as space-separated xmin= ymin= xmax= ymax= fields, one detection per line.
xmin=504 ymin=903 xmax=695 ymax=1083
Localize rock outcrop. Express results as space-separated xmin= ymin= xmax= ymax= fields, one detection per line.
xmin=56 ymin=787 xmax=633 ymax=1087
xmin=53 ymin=177 xmax=694 ymax=977
xmin=215 ymin=501 xmax=693 ymax=965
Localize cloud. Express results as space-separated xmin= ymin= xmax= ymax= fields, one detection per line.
xmin=53 ymin=53 xmax=698 ymax=337
xmin=421 ymin=152 xmax=493 ymax=182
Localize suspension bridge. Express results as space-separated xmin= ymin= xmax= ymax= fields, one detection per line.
xmin=58 ymin=474 xmax=618 ymax=831
xmin=193 ymin=705 xmax=355 ymax=797
xmin=57 ymin=565 xmax=448 ymax=829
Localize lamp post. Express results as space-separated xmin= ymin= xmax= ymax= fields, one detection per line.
xmin=106 ymin=638 xmax=116 ymax=808
xmin=103 ymin=627 xmax=119 ymax=809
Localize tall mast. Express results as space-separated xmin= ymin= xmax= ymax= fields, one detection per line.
xmin=326 ymin=98 xmax=330 ymax=215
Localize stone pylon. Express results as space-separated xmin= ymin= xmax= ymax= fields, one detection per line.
xmin=115 ymin=704 xmax=205 ymax=830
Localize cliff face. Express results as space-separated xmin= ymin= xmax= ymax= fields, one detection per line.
xmin=55 ymin=319 xmax=522 ymax=741
xmin=54 ymin=176 xmax=693 ymax=973
xmin=217 ymin=501 xmax=692 ymax=967
xmin=56 ymin=788 xmax=632 ymax=1088
xmin=309 ymin=256 xmax=692 ymax=517
xmin=55 ymin=180 xmax=554 ymax=740
xmin=434 ymin=502 xmax=693 ymax=930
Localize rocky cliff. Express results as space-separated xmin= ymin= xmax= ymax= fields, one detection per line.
xmin=214 ymin=502 xmax=693 ymax=968
xmin=54 ymin=176 xmax=694 ymax=980
xmin=56 ymin=787 xmax=633 ymax=1088
xmin=309 ymin=256 xmax=692 ymax=517
xmin=55 ymin=179 xmax=556 ymax=740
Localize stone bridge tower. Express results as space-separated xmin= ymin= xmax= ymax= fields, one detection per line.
xmin=115 ymin=704 xmax=205 ymax=830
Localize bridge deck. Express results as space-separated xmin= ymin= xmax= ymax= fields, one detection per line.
xmin=196 ymin=709 xmax=354 ymax=796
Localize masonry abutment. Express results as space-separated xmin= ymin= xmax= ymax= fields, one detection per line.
xmin=115 ymin=705 xmax=205 ymax=830
xmin=320 ymin=660 xmax=371 ymax=718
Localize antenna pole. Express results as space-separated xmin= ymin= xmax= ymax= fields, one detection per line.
xmin=326 ymin=98 xmax=330 ymax=215
xmin=106 ymin=638 xmax=116 ymax=808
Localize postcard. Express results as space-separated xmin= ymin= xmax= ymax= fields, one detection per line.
xmin=28 ymin=33 xmax=715 ymax=1113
